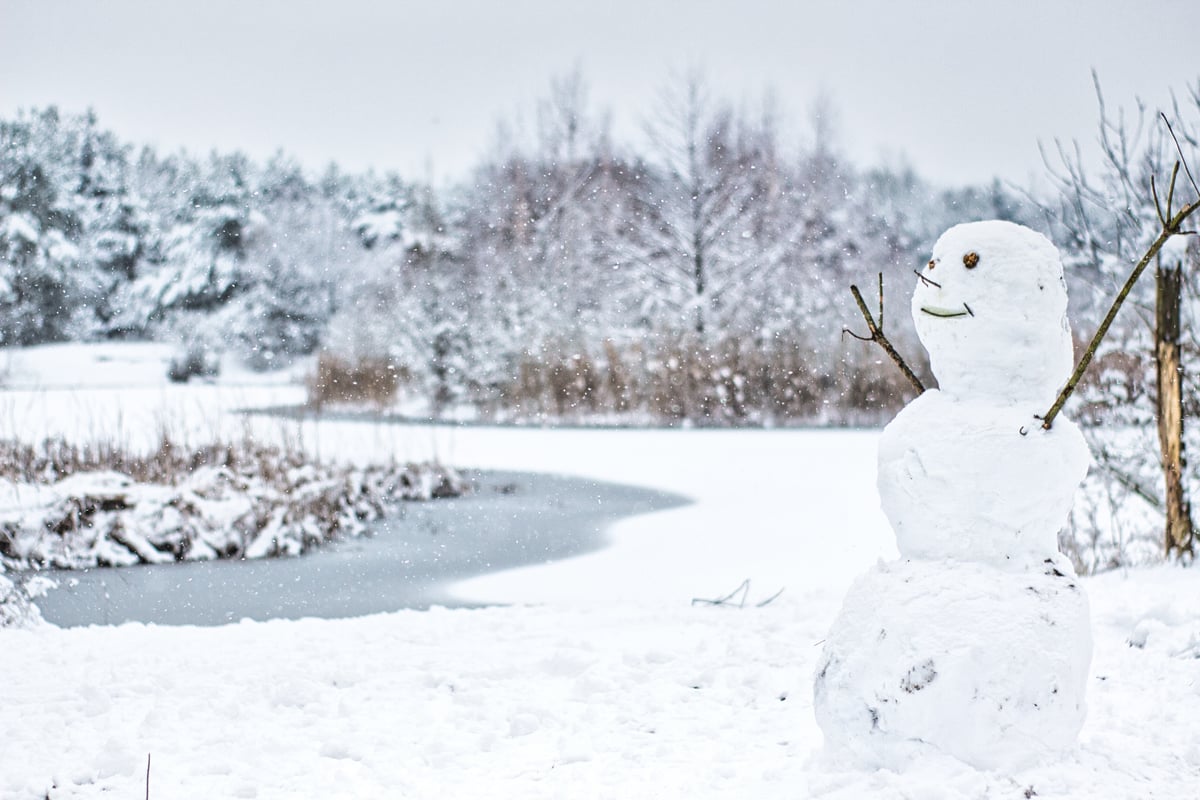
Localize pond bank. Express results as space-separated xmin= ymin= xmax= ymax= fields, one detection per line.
xmin=35 ymin=471 xmax=688 ymax=627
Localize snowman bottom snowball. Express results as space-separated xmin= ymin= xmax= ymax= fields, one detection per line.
xmin=813 ymin=559 xmax=1091 ymax=771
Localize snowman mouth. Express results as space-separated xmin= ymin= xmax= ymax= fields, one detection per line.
xmin=920 ymin=304 xmax=974 ymax=318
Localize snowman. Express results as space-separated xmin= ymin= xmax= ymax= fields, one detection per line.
xmin=813 ymin=221 xmax=1093 ymax=771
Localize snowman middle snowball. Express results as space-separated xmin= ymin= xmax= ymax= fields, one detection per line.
xmin=881 ymin=220 xmax=1091 ymax=568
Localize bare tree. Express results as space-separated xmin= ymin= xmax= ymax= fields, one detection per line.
xmin=1040 ymin=74 xmax=1200 ymax=563
xmin=621 ymin=71 xmax=792 ymax=335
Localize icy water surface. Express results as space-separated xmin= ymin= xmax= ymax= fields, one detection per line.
xmin=36 ymin=471 xmax=686 ymax=627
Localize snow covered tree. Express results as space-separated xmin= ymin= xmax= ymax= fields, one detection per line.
xmin=69 ymin=110 xmax=147 ymax=334
xmin=0 ymin=109 xmax=85 ymax=345
xmin=222 ymin=154 xmax=338 ymax=368
xmin=0 ymin=91 xmax=1040 ymax=426
xmin=620 ymin=72 xmax=794 ymax=335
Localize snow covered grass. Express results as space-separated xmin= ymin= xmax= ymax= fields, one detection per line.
xmin=0 ymin=345 xmax=465 ymax=619
xmin=0 ymin=435 xmax=464 ymax=574
xmin=0 ymin=343 xmax=1196 ymax=798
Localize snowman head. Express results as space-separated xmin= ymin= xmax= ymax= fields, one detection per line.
xmin=912 ymin=220 xmax=1074 ymax=404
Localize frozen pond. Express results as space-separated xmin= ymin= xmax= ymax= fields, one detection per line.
xmin=36 ymin=471 xmax=687 ymax=627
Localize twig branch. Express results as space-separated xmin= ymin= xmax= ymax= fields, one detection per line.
xmin=1041 ymin=193 xmax=1200 ymax=429
xmin=1096 ymin=453 xmax=1164 ymax=512
xmin=755 ymin=587 xmax=785 ymax=607
xmin=1166 ymin=161 xmax=1181 ymax=218
xmin=692 ymin=578 xmax=750 ymax=608
xmin=691 ymin=579 xmax=785 ymax=609
xmin=1162 ymin=112 xmax=1200 ymax=199
xmin=843 ymin=275 xmax=925 ymax=395
xmin=1152 ymin=173 xmax=1166 ymax=226
xmin=877 ymin=272 xmax=884 ymax=331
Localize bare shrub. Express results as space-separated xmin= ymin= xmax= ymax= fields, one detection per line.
xmin=307 ymin=351 xmax=406 ymax=410
xmin=0 ymin=435 xmax=466 ymax=571
xmin=485 ymin=331 xmax=906 ymax=426
xmin=317 ymin=326 xmax=922 ymax=426
xmin=505 ymin=342 xmax=604 ymax=417
xmin=167 ymin=344 xmax=220 ymax=383
xmin=835 ymin=345 xmax=915 ymax=424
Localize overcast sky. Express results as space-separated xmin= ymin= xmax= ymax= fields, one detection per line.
xmin=2 ymin=0 xmax=1197 ymax=188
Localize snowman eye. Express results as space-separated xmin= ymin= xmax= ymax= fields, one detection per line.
xmin=963 ymin=252 xmax=980 ymax=269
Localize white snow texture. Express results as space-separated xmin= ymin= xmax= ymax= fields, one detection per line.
xmin=815 ymin=221 xmax=1093 ymax=771
xmin=911 ymin=220 xmax=1075 ymax=404
xmin=878 ymin=393 xmax=1089 ymax=567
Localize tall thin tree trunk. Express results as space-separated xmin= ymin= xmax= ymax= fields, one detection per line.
xmin=1155 ymin=258 xmax=1194 ymax=558
xmin=690 ymin=170 xmax=705 ymax=336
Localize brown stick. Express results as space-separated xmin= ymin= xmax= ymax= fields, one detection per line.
xmin=1040 ymin=193 xmax=1200 ymax=430
xmin=845 ymin=276 xmax=925 ymax=395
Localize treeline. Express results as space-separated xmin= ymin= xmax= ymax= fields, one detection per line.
xmin=0 ymin=75 xmax=1037 ymax=423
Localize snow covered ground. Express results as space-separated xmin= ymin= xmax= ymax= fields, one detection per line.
xmin=1 ymin=344 xmax=1198 ymax=798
